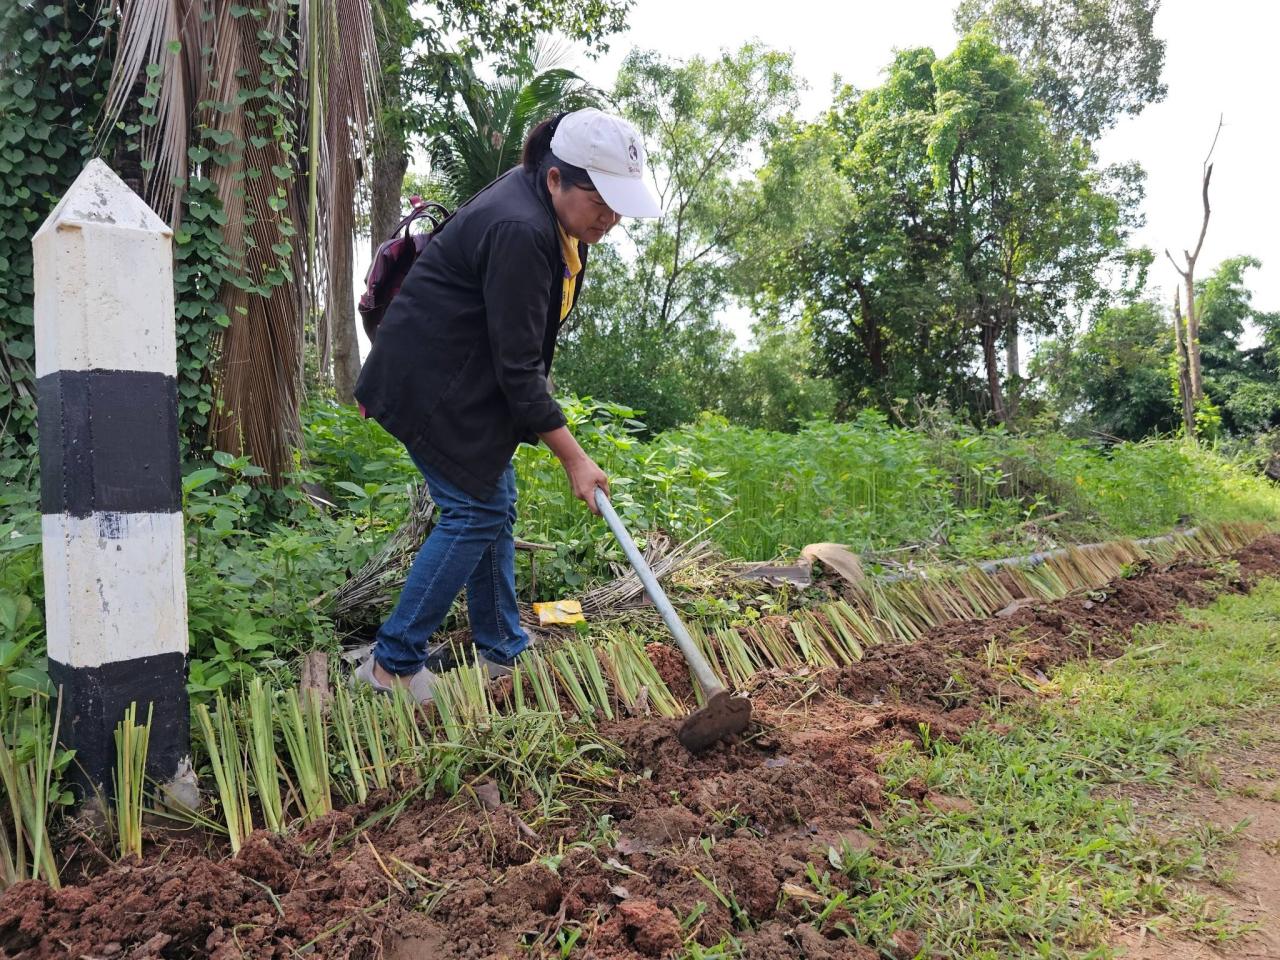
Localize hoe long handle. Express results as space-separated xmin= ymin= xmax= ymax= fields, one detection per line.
xmin=594 ymin=488 xmax=727 ymax=699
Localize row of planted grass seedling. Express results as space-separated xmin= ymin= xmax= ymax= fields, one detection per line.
xmin=181 ymin=634 xmax=690 ymax=855
xmin=683 ymin=522 xmax=1268 ymax=694
xmin=192 ymin=665 xmax=638 ymax=855
xmin=0 ymin=521 xmax=1264 ymax=891
xmin=0 ymin=695 xmax=152 ymax=891
xmin=425 ymin=522 xmax=1266 ymax=723
xmin=186 ymin=630 xmax=698 ymax=853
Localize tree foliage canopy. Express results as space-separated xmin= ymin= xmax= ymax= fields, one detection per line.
xmin=749 ymin=30 xmax=1135 ymax=421
xmin=955 ymin=0 xmax=1167 ymax=141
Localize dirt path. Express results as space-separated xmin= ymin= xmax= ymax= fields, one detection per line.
xmin=4 ymin=536 xmax=1280 ymax=959
xmin=1113 ymin=719 xmax=1280 ymax=960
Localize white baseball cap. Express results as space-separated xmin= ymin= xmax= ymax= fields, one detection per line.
xmin=550 ymin=108 xmax=662 ymax=219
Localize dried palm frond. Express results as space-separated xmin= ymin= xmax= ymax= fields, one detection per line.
xmin=98 ymin=0 xmax=195 ymax=224
xmin=324 ymin=484 xmax=435 ymax=624
xmin=101 ymin=0 xmax=380 ymax=479
xmin=579 ymin=534 xmax=716 ymax=616
xmin=306 ymin=0 xmax=378 ymax=379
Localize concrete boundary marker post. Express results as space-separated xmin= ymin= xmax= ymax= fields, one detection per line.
xmin=33 ymin=159 xmax=190 ymax=798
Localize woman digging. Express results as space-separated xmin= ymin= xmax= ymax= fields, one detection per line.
xmin=353 ymin=109 xmax=662 ymax=702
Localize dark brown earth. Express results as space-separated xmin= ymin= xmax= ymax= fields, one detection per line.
xmin=4 ymin=536 xmax=1280 ymax=959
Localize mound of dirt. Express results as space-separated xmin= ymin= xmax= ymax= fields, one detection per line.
xmin=4 ymin=536 xmax=1277 ymax=959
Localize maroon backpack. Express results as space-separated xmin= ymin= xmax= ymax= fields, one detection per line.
xmin=358 ymin=197 xmax=453 ymax=342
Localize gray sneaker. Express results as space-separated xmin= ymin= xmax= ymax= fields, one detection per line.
xmin=352 ymin=655 xmax=439 ymax=705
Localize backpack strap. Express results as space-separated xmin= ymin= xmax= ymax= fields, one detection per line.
xmin=395 ymin=199 xmax=453 ymax=239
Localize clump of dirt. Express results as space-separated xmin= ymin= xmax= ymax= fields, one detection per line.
xmin=713 ymin=835 xmax=782 ymax=919
xmin=492 ymin=861 xmax=563 ymax=914
xmin=644 ymin=641 xmax=695 ymax=702
xmin=233 ymin=830 xmax=303 ymax=890
xmin=4 ymin=535 xmax=1277 ymax=960
xmin=610 ymin=898 xmax=684 ymax=956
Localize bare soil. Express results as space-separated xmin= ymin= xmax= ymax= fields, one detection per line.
xmin=4 ymin=537 xmax=1280 ymax=959
xmin=1111 ymin=714 xmax=1280 ymax=960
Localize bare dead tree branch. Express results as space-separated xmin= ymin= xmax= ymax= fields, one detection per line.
xmin=1166 ymin=114 xmax=1224 ymax=408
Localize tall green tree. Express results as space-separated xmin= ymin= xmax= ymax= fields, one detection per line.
xmin=954 ymin=0 xmax=1167 ymax=142
xmin=554 ymin=44 xmax=801 ymax=431
xmin=1032 ymin=298 xmax=1179 ymax=440
xmin=930 ymin=30 xmax=1130 ymax=418
xmin=1197 ymin=256 xmax=1280 ymax=434
xmin=611 ymin=44 xmax=799 ymax=336
xmin=752 ymin=32 xmax=1133 ymax=422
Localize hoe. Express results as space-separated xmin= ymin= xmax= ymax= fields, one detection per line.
xmin=595 ymin=488 xmax=753 ymax=752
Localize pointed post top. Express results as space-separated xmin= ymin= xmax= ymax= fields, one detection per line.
xmin=33 ymin=157 xmax=176 ymax=378
xmin=34 ymin=158 xmax=171 ymax=240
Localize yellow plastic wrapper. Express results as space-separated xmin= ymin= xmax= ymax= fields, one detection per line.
xmin=532 ymin=599 xmax=585 ymax=626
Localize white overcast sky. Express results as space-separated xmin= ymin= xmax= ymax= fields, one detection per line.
xmin=569 ymin=0 xmax=1280 ymax=337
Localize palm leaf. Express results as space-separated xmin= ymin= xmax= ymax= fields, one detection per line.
xmin=429 ymin=39 xmax=602 ymax=203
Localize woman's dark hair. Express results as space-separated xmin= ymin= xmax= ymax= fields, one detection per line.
xmin=522 ymin=112 xmax=595 ymax=190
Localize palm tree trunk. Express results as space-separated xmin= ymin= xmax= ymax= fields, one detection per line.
xmin=331 ymin=225 xmax=361 ymax=402
xmin=370 ymin=133 xmax=408 ymax=256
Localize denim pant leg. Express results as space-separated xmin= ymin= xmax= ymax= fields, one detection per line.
xmin=464 ymin=464 xmax=530 ymax=665
xmin=373 ymin=456 xmax=510 ymax=676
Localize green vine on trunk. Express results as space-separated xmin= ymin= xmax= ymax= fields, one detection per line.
xmin=166 ymin=0 xmax=304 ymax=456
xmin=173 ymin=179 xmax=234 ymax=451
xmin=0 ymin=1 xmax=112 ymax=477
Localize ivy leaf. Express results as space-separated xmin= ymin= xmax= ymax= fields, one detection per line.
xmin=188 ymin=145 xmax=211 ymax=164
xmin=270 ymin=164 xmax=291 ymax=179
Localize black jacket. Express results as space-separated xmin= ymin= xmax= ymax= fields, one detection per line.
xmin=355 ymin=166 xmax=587 ymax=499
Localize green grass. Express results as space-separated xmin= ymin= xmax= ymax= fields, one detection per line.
xmin=510 ymin=402 xmax=1280 ymax=577
xmin=794 ymin=581 xmax=1280 ymax=960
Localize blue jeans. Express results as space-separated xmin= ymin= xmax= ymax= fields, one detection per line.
xmin=374 ymin=454 xmax=529 ymax=675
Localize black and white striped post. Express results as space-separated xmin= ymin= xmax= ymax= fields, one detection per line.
xmin=33 ymin=159 xmax=190 ymax=799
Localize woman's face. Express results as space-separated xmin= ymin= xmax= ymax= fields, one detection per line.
xmin=547 ymin=168 xmax=621 ymax=244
